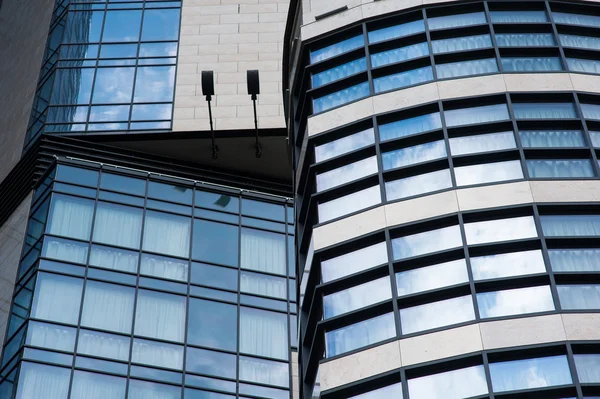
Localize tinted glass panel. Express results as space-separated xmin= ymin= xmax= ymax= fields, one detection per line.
xmin=575 ymin=354 xmax=600 ymax=383
xmin=454 ymin=160 xmax=523 ymax=186
xmin=464 ymin=216 xmax=538 ymax=244
xmin=408 ymin=365 xmax=488 ymax=399
xmin=396 ymin=259 xmax=469 ymax=296
xmin=549 ymin=249 xmax=600 ymax=272
xmin=519 ymin=130 xmax=585 ymax=147
xmin=318 ymin=185 xmax=381 ymax=223
xmin=478 ymin=285 xmax=554 ymax=318
xmin=188 ymin=299 xmax=237 ymax=351
xmin=368 ymin=20 xmax=425 ymax=43
xmin=317 ymin=156 xmax=378 ymax=191
xmin=379 ymin=113 xmax=442 ymax=141
xmin=490 ymin=356 xmax=572 ymax=392
xmin=325 ymin=312 xmax=395 ymax=357
xmin=386 ymin=169 xmax=452 ymax=201
xmin=471 ymin=250 xmax=546 ymax=280
xmin=558 ymin=285 xmax=600 ymax=309
xmin=240 ymin=307 xmax=288 ymax=360
xmin=449 ymin=131 xmax=515 ymax=155
xmin=323 ymin=277 xmax=392 ymax=318
xmin=382 ymin=140 xmax=446 ymax=170
xmin=321 ymin=242 xmax=388 ymax=282
xmin=392 ymin=225 xmax=462 ymax=260
xmin=314 ymin=129 xmax=375 ymax=163
xmin=400 ymin=295 xmax=475 ymax=334
xmin=527 ymin=159 xmax=595 ymax=178
xmin=186 ymin=347 xmax=236 ymax=379
xmin=541 ymin=215 xmax=600 ymax=236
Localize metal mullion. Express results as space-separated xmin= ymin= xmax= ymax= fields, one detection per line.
xmin=372 ymin=114 xmax=387 ymax=205
xmin=400 ymin=368 xmax=409 ymax=399
xmin=422 ymin=9 xmax=438 ymax=80
xmin=124 ymin=172 xmax=149 ymax=398
xmin=565 ymin=342 xmax=585 ymax=399
xmin=284 ymin=202 xmax=293 ymax=393
xmin=236 ymin=194 xmax=242 ymax=397
xmin=484 ymin=1 xmax=504 ymax=74
xmin=384 ymin=229 xmax=401 ymax=339
xmin=363 ymin=24 xmax=375 ymax=96
xmin=85 ymin=4 xmax=109 ymax=128
xmin=65 ymin=166 xmax=100 ymax=399
xmin=483 ymin=351 xmax=495 ymax=399
xmin=169 ymin=2 xmax=183 ymax=130
xmin=505 ymin=93 xmax=529 ymax=179
xmin=180 ymin=185 xmax=194 ymax=399
xmin=532 ymin=204 xmax=562 ymax=314
xmin=546 ymin=0 xmax=569 ymax=73
xmin=438 ymin=100 xmax=457 ymax=187
xmin=573 ymin=92 xmax=600 ymax=177
xmin=457 ymin=212 xmax=480 ymax=323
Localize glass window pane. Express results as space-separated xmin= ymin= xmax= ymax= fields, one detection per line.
xmin=513 ymin=103 xmax=577 ymax=119
xmin=43 ymin=236 xmax=89 ymax=264
xmin=350 ymin=383 xmax=403 ymax=399
xmin=315 ymin=128 xmax=375 ymax=163
xmin=502 ymin=57 xmax=563 ymax=72
xmin=81 ymin=281 xmax=135 ymax=333
xmin=567 ymin=58 xmax=600 ymax=74
xmin=374 ymin=66 xmax=435 ymax=93
xmin=102 ymin=10 xmax=142 ymax=42
xmin=93 ymin=202 xmax=142 ymax=248
xmin=560 ymin=34 xmax=600 ymax=50
xmin=386 ymin=169 xmax=452 ymax=201
xmin=47 ymin=194 xmax=94 ymax=240
xmin=129 ymin=380 xmax=181 ymax=399
xmin=496 ymin=33 xmax=555 ymax=46
xmin=313 ymin=82 xmax=370 ymax=113
xmin=134 ymin=66 xmax=175 ymax=102
xmin=15 ymin=362 xmax=70 ymax=399
xmin=72 ymin=370 xmax=126 ymax=398
xmin=141 ymin=9 xmax=180 ymax=41
xmin=310 ymin=35 xmax=364 ymax=63
xmin=582 ymin=103 xmax=600 ymax=120
xmin=465 ymin=216 xmax=538 ymax=245
xmin=520 ymin=130 xmax=585 ymax=147
xmin=541 ymin=215 xmax=600 ymax=236
xmin=240 ymin=307 xmax=288 ymax=359
xmin=241 ymin=271 xmax=286 ymax=299
xmin=135 ymin=290 xmax=186 ymax=342
xmin=379 ymin=112 xmax=442 ymax=141
xmin=196 ymin=190 xmax=239 ymax=212
xmin=491 ymin=10 xmax=547 ymax=23
xmin=396 ymin=259 xmax=468 ymax=296
xmin=401 ymin=295 xmax=475 ymax=334
xmin=445 ymin=104 xmax=509 ymax=127
xmin=140 ymin=253 xmax=188 ymax=282
xmin=321 ymin=242 xmax=388 ymax=282
xmin=132 ymin=338 xmax=183 ymax=369
xmin=191 ymin=262 xmax=237 ymax=290
xmin=56 ymin=165 xmax=98 ymax=186
xmin=455 ymin=160 xmax=523 ymax=186
xmin=242 ymin=198 xmax=284 ymax=220
xmin=549 ymin=249 xmax=600 ymax=272
xmin=148 ymin=181 xmax=192 ymax=204
xmin=432 ymin=34 xmax=492 ymax=54
xmin=143 ymin=211 xmax=191 ymax=258
xmin=490 ymin=356 xmax=572 ymax=392
xmin=325 ymin=313 xmax=396 ymax=357
xmin=26 ymin=321 xmax=76 ymax=352
xmin=100 ymin=173 xmax=146 ymax=196
xmin=450 ymin=131 xmax=516 ymax=155
xmin=51 ymin=68 xmax=95 ymax=104
xmin=317 ymin=156 xmax=378 ymax=191
xmin=77 ymin=329 xmax=130 ymax=361
xmin=318 ymin=185 xmax=381 ymax=223
xmin=192 ymin=220 xmax=238 ymax=266
xmin=428 ymin=12 xmax=487 ymax=30
xmin=553 ymin=12 xmax=600 ymax=27
xmin=574 ymin=354 xmax=600 ymax=383
xmin=370 ymin=42 xmax=428 ymax=68
xmin=368 ymin=20 xmax=425 ymax=43
xmin=382 ymin=140 xmax=446 ymax=170
xmin=89 ymin=245 xmax=138 ymax=273
xmin=324 ymin=277 xmax=392 ymax=318
xmin=478 ymin=285 xmax=555 ymax=318
xmin=92 ymin=67 xmax=135 ymax=104
xmin=527 ymin=159 xmax=595 ymax=178
xmin=186 ymin=347 xmax=236 ymax=379
xmin=239 ymin=356 xmax=289 ymax=387
xmin=558 ymin=285 xmax=600 ymax=309
xmin=188 ymin=298 xmax=237 ymax=351
xmin=471 ymin=249 xmax=546 ymax=280
xmin=392 ymin=225 xmax=462 ymax=260
xmin=408 ymin=365 xmax=488 ymax=399
xmin=436 ymin=58 xmax=498 ymax=79
xmin=312 ymin=58 xmax=367 ymax=87
xmin=64 ymin=11 xmax=104 ymax=43
xmin=32 ymin=273 xmax=82 ymax=325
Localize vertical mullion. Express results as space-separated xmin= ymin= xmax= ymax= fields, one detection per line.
xmin=180 ymin=184 xmax=195 ymax=399
xmin=127 ymin=1 xmax=146 ymax=130
xmin=484 ymin=1 xmax=503 ymax=74
xmin=457 ymin=212 xmax=479 ymax=322
xmin=236 ymin=192 xmax=242 ymax=397
xmin=85 ymin=2 xmax=108 ymax=129
xmin=363 ymin=24 xmax=375 ymax=96
xmin=505 ymin=92 xmax=529 ymax=179
xmin=566 ymin=342 xmax=584 ymax=399
xmin=438 ymin=100 xmax=457 ymax=188
xmin=546 ymin=1 xmax=568 ymax=72
xmin=373 ymin=115 xmax=387 ymax=204
xmin=385 ymin=229 xmax=401 ymax=339
xmin=422 ymin=8 xmax=438 ymax=80
xmin=483 ymin=351 xmax=494 ymax=399
xmin=532 ymin=204 xmax=562 ymax=313
xmin=574 ymin=92 xmax=600 ymax=177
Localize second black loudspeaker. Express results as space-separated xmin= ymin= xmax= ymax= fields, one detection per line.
xmin=247 ymin=70 xmax=260 ymax=99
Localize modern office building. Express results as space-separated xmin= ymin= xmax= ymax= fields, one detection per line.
xmin=284 ymin=0 xmax=600 ymax=398
xmin=0 ymin=1 xmax=298 ymax=399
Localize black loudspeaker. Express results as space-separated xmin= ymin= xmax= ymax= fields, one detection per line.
xmin=201 ymin=71 xmax=214 ymax=98
xmin=247 ymin=70 xmax=260 ymax=98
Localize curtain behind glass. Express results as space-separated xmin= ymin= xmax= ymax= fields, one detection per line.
xmin=93 ymin=202 xmax=142 ymax=249
xmin=370 ymin=42 xmax=428 ymax=68
xmin=312 ymin=58 xmax=367 ymax=88
xmin=496 ymin=33 xmax=555 ymax=47
xmin=241 ymin=228 xmax=286 ymax=275
xmin=140 ymin=253 xmax=188 ymax=281
xmin=143 ymin=211 xmax=190 ymax=258
xmin=501 ymin=57 xmax=562 ymax=72
xmin=81 ymin=281 xmax=135 ymax=333
xmin=77 ymin=329 xmax=130 ymax=361
xmin=47 ymin=194 xmax=94 ymax=240
xmin=560 ymin=34 xmax=600 ymax=50
xmin=428 ymin=12 xmax=486 ymax=30
xmin=445 ymin=104 xmax=509 ymax=127
xmin=432 ymin=34 xmax=491 ymax=54
xmin=374 ymin=66 xmax=433 ymax=93
xmin=567 ymin=58 xmax=600 ymax=74
xmin=449 ymin=131 xmax=516 ymax=155
xmin=31 ymin=273 xmax=82 ymax=325
xmin=519 ymin=131 xmax=585 ymax=147
xmin=132 ymin=339 xmax=184 ymax=369
xmin=513 ymin=103 xmax=576 ymax=119
xmin=240 ymin=307 xmax=288 ymax=360
xmin=135 ymin=289 xmax=186 ymax=342
xmin=71 ymin=370 xmax=126 ymax=399
xmin=15 ymin=362 xmax=70 ymax=399
xmin=368 ymin=20 xmax=425 ymax=43
xmin=27 ymin=321 xmax=76 ymax=352
xmin=240 ymin=271 xmax=286 ymax=299
xmin=552 ymin=12 xmax=600 ymax=27
xmin=574 ymin=354 xmax=600 ymax=383
xmin=558 ymin=285 xmax=600 ymax=309
xmin=310 ymin=35 xmax=363 ymax=63
xmin=436 ymin=58 xmax=497 ymax=79
xmin=379 ymin=113 xmax=442 ymax=141
xmin=541 ymin=215 xmax=600 ymax=236
xmin=43 ymin=237 xmax=89 ymax=264
xmin=89 ymin=245 xmax=138 ymax=273
xmin=581 ymin=103 xmax=600 ymax=120
xmin=239 ymin=357 xmax=289 ymax=387
xmin=549 ymin=249 xmax=600 ymax=271
xmin=527 ymin=159 xmax=594 ymax=178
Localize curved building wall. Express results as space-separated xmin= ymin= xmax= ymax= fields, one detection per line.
xmin=286 ymin=1 xmax=600 ymax=398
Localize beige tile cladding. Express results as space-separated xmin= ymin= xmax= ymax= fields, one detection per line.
xmin=174 ymin=0 xmax=289 ymax=131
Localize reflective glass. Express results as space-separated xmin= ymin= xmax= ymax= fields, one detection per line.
xmin=321 ymin=242 xmax=388 ymax=282
xmin=310 ymin=35 xmax=364 ymax=63
xmin=15 ymin=362 xmax=71 ymax=399
xmin=317 ymin=156 xmax=378 ymax=191
xmin=102 ymin=10 xmax=142 ymax=42
xmin=432 ymin=34 xmax=492 ymax=54
xmin=568 ymin=58 xmax=600 ymax=74
xmin=72 ymin=370 xmax=126 ymax=398
xmin=379 ymin=112 xmax=442 ymax=141
xmin=582 ymin=103 xmax=600 ymax=120
xmin=370 ymin=42 xmax=428 ymax=68
xmin=47 ymin=194 xmax=94 ymax=240
xmin=196 ymin=190 xmax=239 ymax=212
xmin=92 ymin=67 xmax=135 ymax=103
xmin=520 ymin=130 xmax=585 ymax=147
xmin=89 ymin=245 xmax=138 ymax=273
xmin=368 ymin=20 xmax=425 ymax=43
xmin=240 ymin=270 xmax=286 ymax=298
xmin=428 ymin=12 xmax=487 ymax=30
xmin=445 ymin=104 xmax=509 ymax=127
xmin=401 ymin=295 xmax=475 ymax=334
xmin=471 ymin=249 xmax=546 ymax=280
xmin=396 ymin=259 xmax=469 ymax=296
xmin=323 ymin=277 xmax=392 ymax=318
xmin=318 ymin=185 xmax=381 ymax=223
xmin=464 ymin=216 xmax=538 ymax=245
xmin=51 ymin=68 xmax=95 ymax=104
xmin=186 ymin=347 xmax=236 ymax=379
xmin=47 ymin=106 xmax=88 ymax=123
xmin=240 ymin=307 xmax=288 ymax=360
xmin=135 ymin=289 xmax=186 ymax=342
xmin=89 ymin=105 xmax=130 ymax=122
xmin=315 ymin=128 xmax=374 ymax=162
xmin=239 ymin=356 xmax=289 ymax=387
xmin=325 ymin=312 xmax=395 ymax=357
xmin=502 ymin=57 xmax=563 ymax=72
xmin=100 ymin=172 xmax=146 ymax=196
xmin=560 ymin=34 xmax=600 ymax=50
xmin=100 ymin=44 xmax=137 ymax=59
xmin=312 ymin=58 xmax=367 ymax=87
xmin=478 ymin=285 xmax=554 ymax=318
xmin=241 ymin=228 xmax=286 ymax=275
xmin=77 ymin=329 xmax=130 ymax=361
xmin=527 ymin=159 xmax=595 ymax=178
xmin=450 ymin=131 xmax=515 ymax=155
xmin=558 ymin=285 xmax=600 ymax=309
xmin=513 ymin=103 xmax=577 ymax=119
xmin=31 ymin=272 xmax=82 ymax=325
xmin=191 ymin=262 xmax=238 ymax=290
xmin=313 ymin=82 xmax=370 ymax=113
xmin=349 ymin=383 xmax=403 ymax=399
xmin=188 ymin=298 xmax=237 ymax=351
xmin=64 ymin=11 xmax=104 ymax=43
xmin=436 ymin=58 xmax=498 ymax=79
xmin=141 ymin=9 xmax=180 ymax=41
xmin=490 ymin=355 xmax=572 ymax=392
xmin=43 ymin=236 xmax=89 ymax=264
xmin=93 ymin=202 xmax=143 ymax=248
xmin=27 ymin=321 xmax=76 ymax=352
xmin=81 ymin=280 xmax=135 ymax=333
xmin=392 ymin=225 xmax=462 ymax=260
xmin=129 ymin=380 xmax=181 ymax=399
xmin=454 ymin=160 xmax=523 ymax=186
xmin=140 ymin=253 xmax=188 ymax=282
xmin=574 ymin=354 xmax=600 ymax=383
xmin=553 ymin=12 xmax=600 ymax=27
xmin=549 ymin=249 xmax=600 ymax=272
xmin=144 ymin=211 xmax=191 ymax=258
xmin=592 ymin=131 xmax=600 ymax=147
xmin=132 ymin=338 xmax=183 ymax=369
xmin=140 ymin=43 xmax=178 ymax=57
xmin=374 ymin=66 xmax=434 ymax=93
xmin=541 ymin=215 xmax=600 ymax=236
xmin=134 ymin=66 xmax=175 ymax=102
xmin=386 ymin=169 xmax=452 ymax=201
xmin=382 ymin=140 xmax=446 ymax=170
xmin=241 ymin=198 xmax=284 ymax=220
xmin=490 ymin=10 xmax=548 ymax=22
xmin=496 ymin=33 xmax=555 ymax=46
xmin=132 ymin=104 xmax=172 ymax=121
xmin=408 ymin=365 xmax=488 ymax=399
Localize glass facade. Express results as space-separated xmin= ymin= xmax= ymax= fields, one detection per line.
xmin=26 ymin=0 xmax=181 ymax=147
xmin=0 ymin=161 xmax=296 ymax=399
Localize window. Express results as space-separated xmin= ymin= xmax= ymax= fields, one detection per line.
xmin=495 ymin=33 xmax=555 ymax=47
xmin=454 ymin=160 xmax=523 ymax=186
xmin=324 ymin=277 xmax=392 ymax=318
xmin=314 ymin=128 xmax=375 ymax=162
xmin=241 ymin=271 xmax=286 ymax=299
xmin=549 ymin=249 xmax=600 ymax=272
xmin=386 ymin=169 xmax=453 ymax=200
xmin=93 ymin=202 xmax=142 ymax=249
xmin=568 ymin=58 xmax=600 ymax=74
xmin=196 ymin=190 xmax=239 ymax=213
xmin=27 ymin=321 xmax=76 ymax=353
xmin=128 ymin=380 xmax=181 ymax=399
xmin=382 ymin=140 xmax=446 ymax=170
xmin=471 ymin=250 xmax=546 ymax=280
xmin=553 ymin=12 xmax=600 ymax=27
xmin=310 ymin=35 xmax=364 ymax=63
xmin=318 ymin=185 xmax=381 ymax=223
xmin=321 ymin=242 xmax=388 ymax=282
xmin=134 ymin=66 xmax=176 ymax=102
xmin=541 ymin=215 xmax=600 ymax=236
xmin=240 ymin=307 xmax=288 ymax=360
xmin=445 ymin=104 xmax=510 ymax=127
xmin=396 ymin=259 xmax=469 ymax=296
xmin=186 ymin=347 xmax=236 ymax=379
xmin=408 ymin=365 xmax=488 ymax=399
xmin=374 ymin=66 xmax=434 ymax=93
xmin=47 ymin=194 xmax=94 ymax=240
xmin=191 ymin=262 xmax=238 ymax=290
xmin=464 ymin=216 xmax=538 ymax=245
xmin=379 ymin=112 xmax=442 ymax=141
xmin=574 ymin=354 xmax=600 ymax=383
xmin=241 ymin=228 xmax=286 ymax=275
xmin=89 ymin=245 xmax=138 ymax=273
xmin=15 ymin=362 xmax=71 ymax=399
xmin=370 ymin=42 xmax=429 ymax=68
xmin=436 ymin=58 xmax=498 ymax=79
xmin=520 ymin=130 xmax=585 ymax=147
xmin=313 ymin=82 xmax=370 ymax=113
xmin=368 ymin=20 xmax=425 ymax=43
xmin=239 ymin=356 xmax=289 ymax=387
xmin=428 ymin=12 xmax=487 ymax=30
xmin=92 ymin=67 xmax=135 ymax=104
xmin=489 ymin=355 xmax=572 ymax=392
xmin=432 ymin=34 xmax=492 ymax=54
xmin=193 ymin=220 xmax=238 ymax=266
xmin=393 ymin=225 xmax=462 ymax=260
xmin=141 ymin=9 xmax=180 ymax=41
xmin=490 ymin=10 xmax=547 ymax=23
xmin=325 ymin=312 xmax=396 ymax=357
xmin=513 ymin=103 xmax=577 ymax=119
xmin=449 ymin=131 xmax=516 ymax=155
xmin=188 ymin=298 xmax=237 ymax=351
xmin=527 ymin=159 xmax=595 ymax=178
xmin=77 ymin=329 xmax=130 ymax=361
xmin=317 ymin=156 xmax=378 ymax=191
xmin=400 ymin=295 xmax=475 ymax=334
xmin=135 ymin=290 xmax=186 ymax=342
xmin=558 ymin=285 xmax=600 ymax=309
xmin=81 ymin=281 xmax=135 ymax=334
xmin=100 ymin=173 xmax=146 ymax=196
xmin=560 ymin=34 xmax=600 ymax=50
xmin=143 ymin=211 xmax=191 ymax=258
xmin=478 ymin=285 xmax=554 ymax=318
xmin=132 ymin=338 xmax=183 ymax=369
xmin=31 ymin=273 xmax=82 ymax=325
xmin=501 ymin=57 xmax=563 ymax=72
xmin=312 ymin=58 xmax=367 ymax=87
